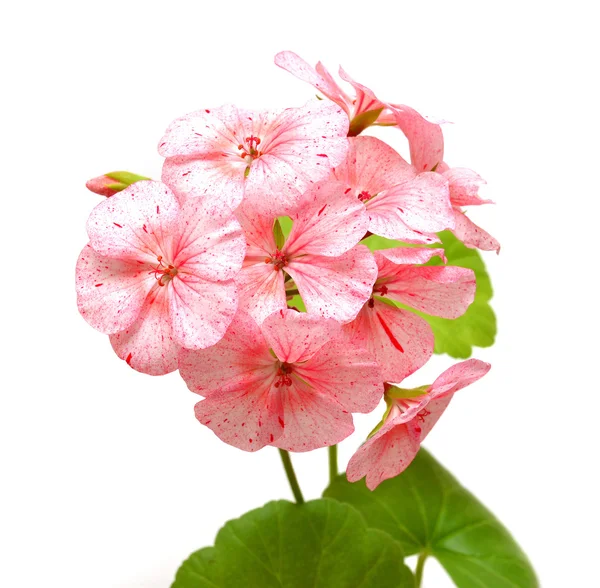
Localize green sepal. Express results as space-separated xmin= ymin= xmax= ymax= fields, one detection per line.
xmin=385 ymin=384 xmax=430 ymax=399
xmin=105 ymin=170 xmax=150 ymax=185
xmin=273 ymin=218 xmax=285 ymax=249
xmin=348 ymin=107 xmax=384 ymax=137
xmin=367 ymin=396 xmax=394 ymax=439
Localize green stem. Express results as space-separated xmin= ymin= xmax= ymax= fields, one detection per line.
xmin=415 ymin=550 xmax=428 ymax=587
xmin=278 ymin=449 xmax=305 ymax=504
xmin=328 ymin=445 xmax=338 ymax=484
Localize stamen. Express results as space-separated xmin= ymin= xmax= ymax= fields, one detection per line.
xmin=274 ymin=363 xmax=293 ymax=388
xmin=151 ymin=256 xmax=178 ymax=286
xmin=358 ymin=190 xmax=372 ymax=202
xmin=265 ymin=249 xmax=288 ymax=272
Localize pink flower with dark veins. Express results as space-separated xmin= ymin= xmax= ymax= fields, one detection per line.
xmin=347 ymin=359 xmax=491 ymax=490
xmin=76 ymin=181 xmax=246 ymax=375
xmin=180 ymin=309 xmax=383 ymax=452
xmin=158 ymin=100 xmax=349 ymax=216
xmin=344 ymin=247 xmax=476 ymax=382
xmin=332 ymin=136 xmax=454 ymax=243
xmin=236 ymin=180 xmax=378 ymax=324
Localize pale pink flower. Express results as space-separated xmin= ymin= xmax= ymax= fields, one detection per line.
xmin=236 ymin=180 xmax=378 ymax=324
xmin=332 ymin=136 xmax=454 ymax=243
xmin=158 ymin=100 xmax=349 ymax=216
xmin=180 ymin=309 xmax=383 ymax=452
xmin=344 ymin=248 xmax=476 ymax=382
xmin=347 ymin=359 xmax=491 ymax=490
xmin=76 ymin=181 xmax=246 ymax=375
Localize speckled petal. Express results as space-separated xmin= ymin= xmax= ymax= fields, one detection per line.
xmin=236 ymin=262 xmax=287 ymax=325
xmin=390 ymin=105 xmax=445 ymax=173
xmin=86 ymin=181 xmax=179 ymax=261
xmin=443 ymin=167 xmax=492 ymax=207
xmin=430 ymin=358 xmax=491 ymax=399
xmin=375 ymin=253 xmax=476 ymax=319
xmin=344 ymin=300 xmax=433 ymax=382
xmin=293 ymin=337 xmax=383 ymax=412
xmin=173 ymin=198 xmax=245 ymax=282
xmin=285 ymin=180 xmax=369 ymax=257
xmin=273 ymin=379 xmax=355 ymax=452
xmin=452 ymin=208 xmax=501 ymax=253
xmin=179 ymin=312 xmax=274 ymax=397
xmin=376 ymin=247 xmax=446 ymax=266
xmin=346 ymin=421 xmax=420 ymax=490
xmin=194 ymin=379 xmax=284 ymax=452
xmin=368 ymin=172 xmax=454 ymax=235
xmin=274 ymin=51 xmax=350 ymax=113
xmin=161 ymin=155 xmax=246 ymax=210
xmin=169 ymin=276 xmax=238 ymax=350
xmin=76 ymin=244 xmax=154 ymax=334
xmin=260 ymin=309 xmax=340 ymax=364
xmin=332 ymin=136 xmax=413 ymax=194
xmin=285 ymin=246 xmax=377 ymax=322
xmin=109 ymin=286 xmax=179 ymax=376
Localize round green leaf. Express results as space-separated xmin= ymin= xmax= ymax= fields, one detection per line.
xmin=172 ymin=498 xmax=414 ymax=588
xmin=324 ymin=450 xmax=538 ymax=587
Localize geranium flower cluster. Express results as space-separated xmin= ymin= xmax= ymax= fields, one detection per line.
xmin=77 ymin=51 xmax=495 ymax=488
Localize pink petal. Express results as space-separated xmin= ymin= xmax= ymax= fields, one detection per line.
xmin=179 ymin=312 xmax=274 ymax=396
xmin=173 ymin=198 xmax=246 ymax=282
xmin=430 ymin=358 xmax=491 ymax=398
xmin=390 ymin=105 xmax=444 ymax=173
xmin=158 ymin=104 xmax=248 ymax=158
xmin=194 ymin=380 xmax=284 ymax=452
xmin=285 ymin=180 xmax=369 ymax=257
xmin=346 ymin=422 xmax=420 ymax=490
xmin=235 ymin=203 xmax=278 ymax=254
xmin=375 ymin=257 xmax=476 ymax=319
xmin=338 ymin=66 xmax=386 ymax=117
xmin=415 ymin=395 xmax=453 ymax=441
xmin=244 ymin=101 xmax=349 ymax=215
xmin=86 ymin=181 xmax=179 ymax=261
xmin=109 ymin=286 xmax=179 ymax=376
xmin=260 ymin=309 xmax=341 ymax=364
xmin=367 ymin=172 xmax=454 ymax=236
xmin=76 ymin=244 xmax=154 ymax=334
xmin=332 ymin=136 xmax=413 ymax=194
xmin=236 ymin=262 xmax=287 ymax=325
xmin=345 ymin=300 xmax=433 ymax=382
xmin=452 ymin=208 xmax=501 ymax=253
xmin=273 ymin=378 xmax=355 ymax=452
xmin=294 ymin=337 xmax=383 ymax=412
xmin=285 ymin=246 xmax=378 ymax=322
xmin=443 ymin=167 xmax=492 ymax=207
xmin=169 ymin=276 xmax=238 ymax=350
xmin=274 ymin=51 xmax=350 ymax=113
xmin=376 ymin=247 xmax=446 ymax=265
xmin=161 ymin=155 xmax=246 ymax=210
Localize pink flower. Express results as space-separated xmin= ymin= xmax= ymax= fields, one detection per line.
xmin=76 ymin=180 xmax=246 ymax=375
xmin=236 ymin=180 xmax=378 ymax=324
xmin=347 ymin=359 xmax=491 ymax=490
xmin=158 ymin=100 xmax=349 ymax=216
xmin=344 ymin=248 xmax=476 ymax=382
xmin=180 ymin=309 xmax=383 ymax=452
xmin=332 ymin=136 xmax=454 ymax=243
xmin=85 ymin=171 xmax=150 ymax=197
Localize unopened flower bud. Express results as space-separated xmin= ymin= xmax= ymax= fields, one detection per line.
xmin=85 ymin=171 xmax=150 ymax=197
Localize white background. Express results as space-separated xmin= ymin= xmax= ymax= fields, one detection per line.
xmin=1 ymin=1 xmax=598 ymax=586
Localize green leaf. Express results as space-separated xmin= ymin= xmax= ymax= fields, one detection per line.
xmin=172 ymin=499 xmax=414 ymax=588
xmin=105 ymin=170 xmax=150 ymax=185
xmin=420 ymin=231 xmax=496 ymax=358
xmin=273 ymin=219 xmax=285 ymax=250
xmin=324 ymin=449 xmax=538 ymax=588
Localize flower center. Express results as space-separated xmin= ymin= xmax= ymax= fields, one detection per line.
xmin=152 ymin=255 xmax=178 ymax=286
xmin=265 ymin=249 xmax=289 ymax=271
xmin=274 ymin=362 xmax=293 ymax=388
xmin=358 ymin=190 xmax=372 ymax=202
xmin=238 ymin=135 xmax=263 ymax=164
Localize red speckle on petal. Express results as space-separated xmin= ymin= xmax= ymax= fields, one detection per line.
xmin=316 ymin=153 xmax=327 ymax=157
xmin=344 ymin=188 xmax=351 ymax=194
xmin=142 ymin=224 xmax=148 ymax=233
xmin=205 ymin=109 xmax=210 ymax=113
xmin=113 ymin=222 xmax=123 ymax=228
xmin=95 ymin=283 xmax=103 ymax=287
xmin=156 ymin=206 xmax=160 ymax=214
xmin=249 ymin=438 xmax=253 ymax=443
xmin=317 ymin=204 xmax=327 ymax=216
xmin=278 ymin=417 xmax=285 ymax=427
xmin=376 ymin=312 xmax=405 ymax=352
xmin=270 ymin=434 xmax=274 ymax=442
xmin=126 ymin=353 xmax=133 ymax=365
